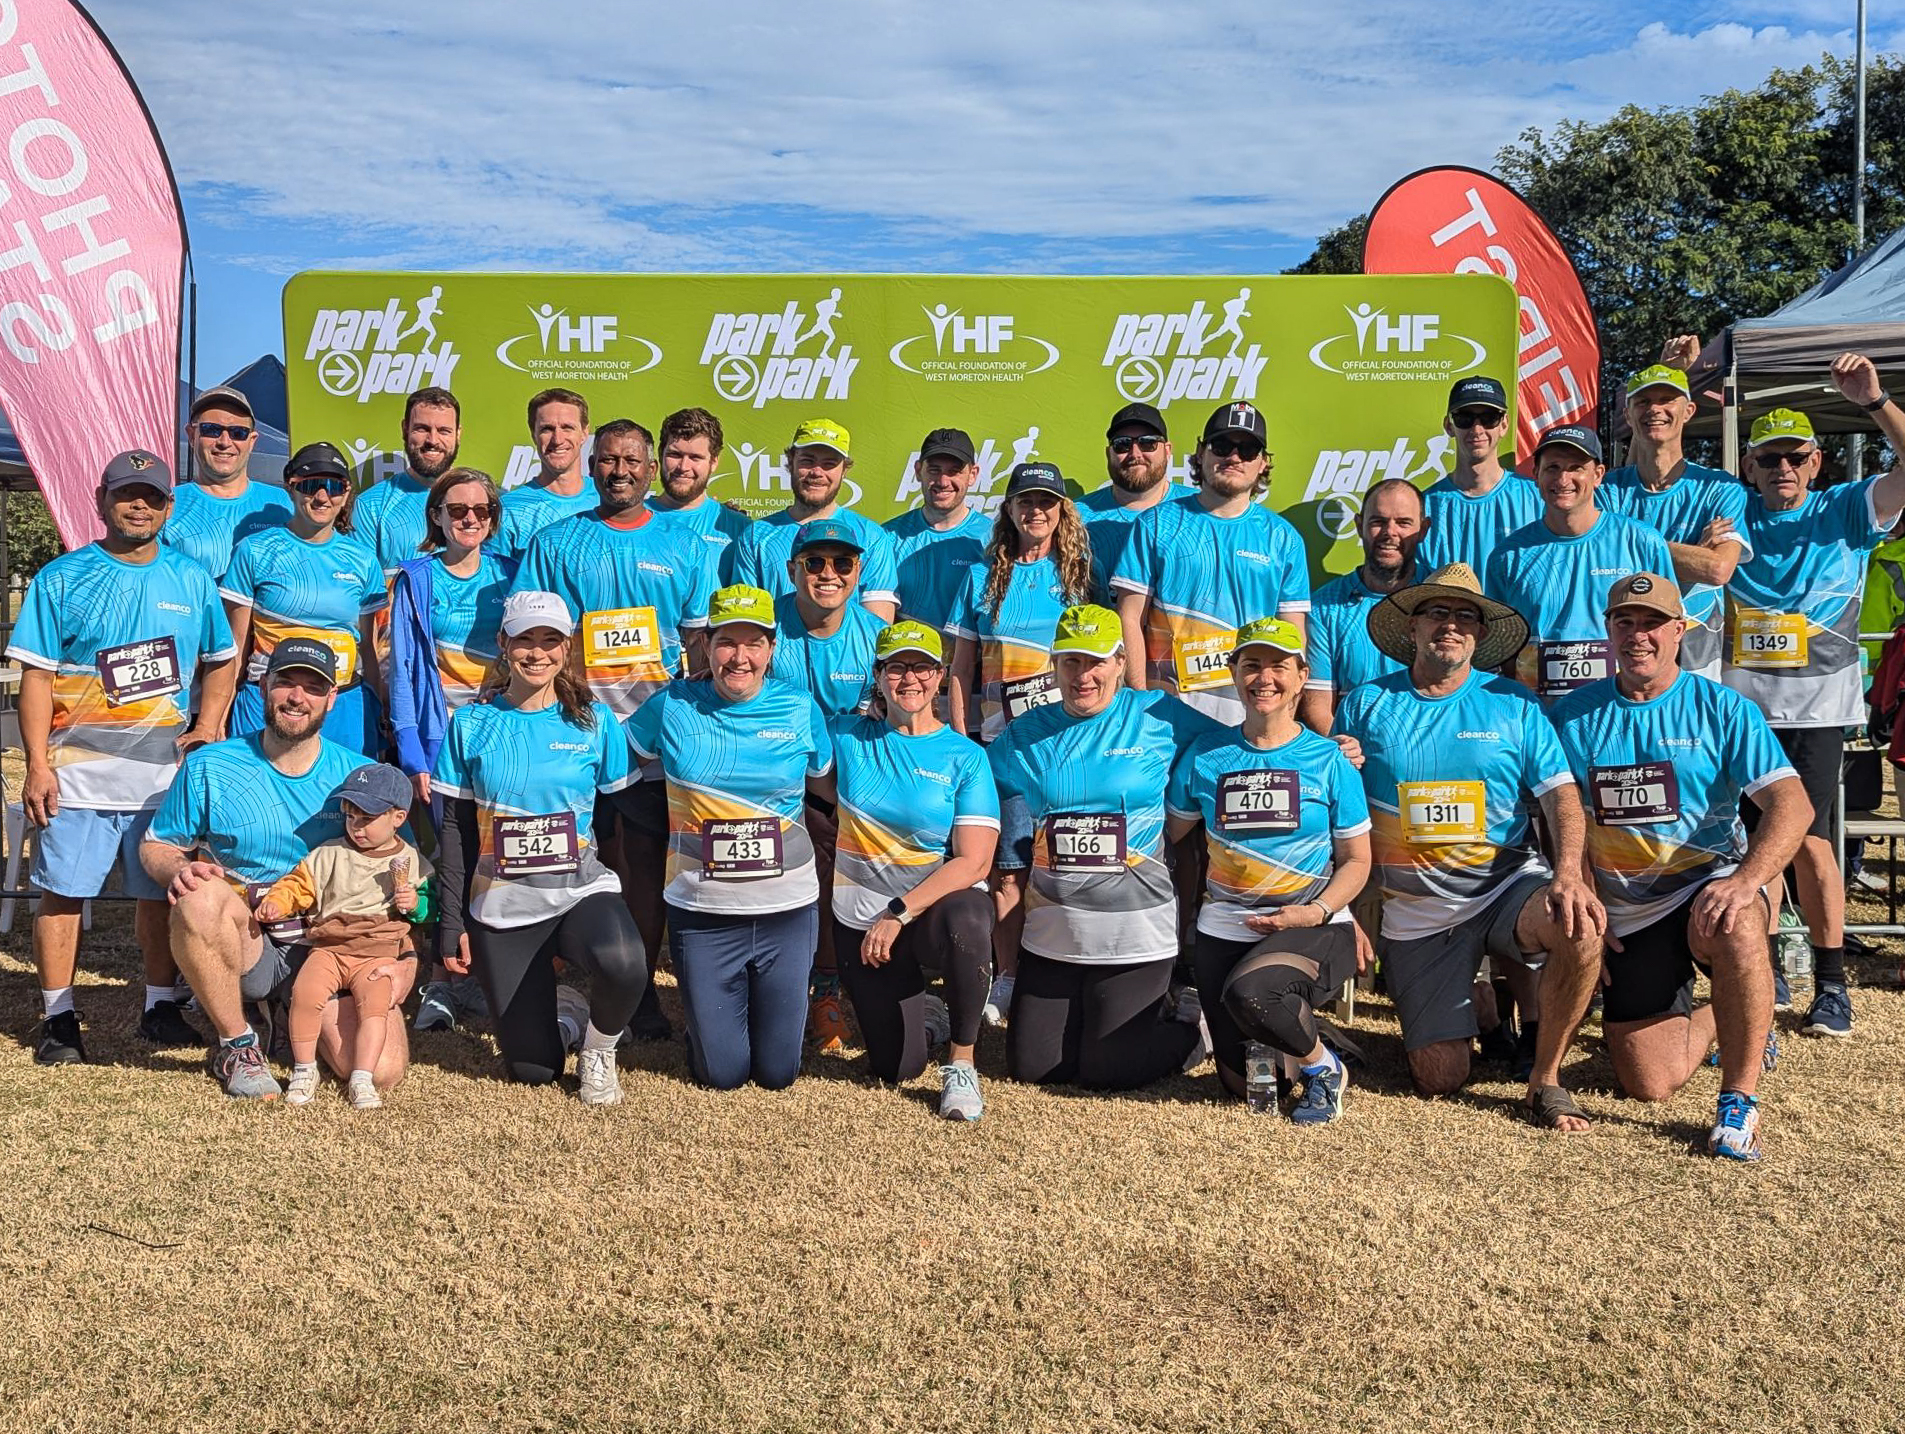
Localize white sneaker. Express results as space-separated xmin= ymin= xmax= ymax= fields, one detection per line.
xmin=284 ymin=1063 xmax=321 ymax=1107
xmin=939 ymin=1060 xmax=984 ymax=1121
xmin=576 ymin=1046 xmax=623 ymax=1106
xmin=982 ymin=973 xmax=1015 ymax=1028
xmin=348 ymin=1072 xmax=383 ymax=1110
xmin=555 ymin=986 xmax=589 ymax=1052
xmin=922 ymin=993 xmax=952 ymax=1048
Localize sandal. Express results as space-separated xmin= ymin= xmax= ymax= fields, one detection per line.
xmin=1524 ymin=1083 xmax=1591 ymax=1131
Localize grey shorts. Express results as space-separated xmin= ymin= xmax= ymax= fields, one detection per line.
xmin=1385 ymin=872 xmax=1548 ymax=1051
xmin=239 ymin=934 xmax=305 ymax=1004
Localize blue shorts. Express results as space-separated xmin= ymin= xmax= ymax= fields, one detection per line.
xmin=997 ymin=793 xmax=1033 ymax=872
xmin=30 ymin=805 xmax=167 ymax=901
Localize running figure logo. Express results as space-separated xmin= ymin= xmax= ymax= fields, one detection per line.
xmin=699 ymin=289 xmax=860 ymax=408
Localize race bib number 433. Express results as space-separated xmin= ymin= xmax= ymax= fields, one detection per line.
xmin=702 ymin=817 xmax=784 ymax=879
xmin=1398 ymin=780 xmax=1486 ymax=845
xmin=1732 ymin=610 xmax=1807 ymax=668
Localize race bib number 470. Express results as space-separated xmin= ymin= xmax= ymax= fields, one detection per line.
xmin=1398 ymin=780 xmax=1486 ymax=845
xmin=1217 ymin=769 xmax=1300 ymax=834
xmin=1732 ymin=610 xmax=1807 ymax=668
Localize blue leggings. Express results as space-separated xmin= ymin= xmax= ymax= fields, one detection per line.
xmin=668 ymin=901 xmax=817 ymax=1091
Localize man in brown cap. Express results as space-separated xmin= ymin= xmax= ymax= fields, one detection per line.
xmin=1544 ymin=572 xmax=1811 ymax=1159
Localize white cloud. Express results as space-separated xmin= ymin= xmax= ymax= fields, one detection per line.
xmin=83 ymin=1 xmax=1894 ymax=268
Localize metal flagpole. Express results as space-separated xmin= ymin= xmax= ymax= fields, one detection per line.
xmin=1849 ymin=0 xmax=1869 ymax=481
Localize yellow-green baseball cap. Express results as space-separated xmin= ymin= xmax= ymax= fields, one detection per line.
xmin=874 ymin=620 xmax=943 ymax=664
xmin=790 ymin=417 xmax=851 ymax=457
xmin=1050 ymin=604 xmax=1123 ymax=658
xmin=1748 ymin=408 xmax=1816 ymax=449
xmin=1230 ymin=616 xmax=1305 ymax=658
xmin=1625 ymin=364 xmax=1690 ymax=399
xmin=705 ymin=584 xmax=778 ymax=633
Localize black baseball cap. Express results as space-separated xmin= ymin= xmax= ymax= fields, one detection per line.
xmin=918 ymin=427 xmax=976 ymax=464
xmin=1448 ymin=376 xmax=1509 ymax=413
xmin=100 ymin=449 xmax=173 ymax=494
xmin=264 ymin=637 xmax=338 ymax=687
xmin=339 ymin=762 xmax=413 ymax=817
xmin=284 ymin=442 xmax=351 ymax=482
xmin=1201 ymin=401 xmax=1267 ymax=444
xmin=1005 ymin=462 xmax=1067 ymax=499
xmin=1106 ymin=402 xmax=1168 ymax=440
xmin=1534 ymin=423 xmax=1604 ymax=463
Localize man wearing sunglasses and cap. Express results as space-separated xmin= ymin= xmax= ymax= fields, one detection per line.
xmin=1417 ymin=377 xmax=1540 ymax=577
xmin=1545 ymin=573 xmax=1810 ymax=1159
xmin=1723 ymin=352 xmax=1905 ymax=1039
xmin=884 ymin=427 xmax=992 ymax=637
xmin=1081 ymin=402 xmax=1193 ymax=597
xmin=1111 ymin=400 xmax=1309 ymax=722
xmin=1333 ymin=563 xmax=1604 ymax=1125
xmin=1596 ymin=356 xmax=1749 ymax=680
xmin=1485 ymin=423 xmax=1673 ymax=705
xmin=163 ymin=386 xmax=291 ymax=583
xmin=7 ymin=451 xmax=241 ymax=1064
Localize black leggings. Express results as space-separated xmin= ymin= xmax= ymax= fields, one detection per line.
xmin=1192 ymin=926 xmax=1355 ymax=1078
xmin=832 ymin=888 xmax=993 ymax=1083
xmin=1006 ymin=948 xmax=1197 ymax=1090
xmin=468 ymin=891 xmax=648 ymax=1085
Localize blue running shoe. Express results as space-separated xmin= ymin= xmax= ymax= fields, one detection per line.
xmin=1290 ymin=1058 xmax=1346 ymax=1126
xmin=1802 ymin=983 xmax=1853 ymax=1038
xmin=413 ymin=981 xmax=457 ymax=1033
xmin=1707 ymin=1091 xmax=1762 ymax=1161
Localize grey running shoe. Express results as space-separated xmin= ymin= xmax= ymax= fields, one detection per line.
xmin=576 ymin=1047 xmax=623 ymax=1106
xmin=981 ymin=973 xmax=1014 ymax=1028
xmin=938 ymin=1060 xmax=984 ymax=1122
xmin=209 ymin=1039 xmax=282 ymax=1101
xmin=450 ymin=974 xmax=490 ymax=1021
xmin=922 ymin=993 xmax=952 ymax=1048
xmin=413 ymin=981 xmax=457 ymax=1033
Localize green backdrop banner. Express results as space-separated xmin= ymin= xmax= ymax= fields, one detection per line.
xmin=283 ymin=272 xmax=1518 ymax=576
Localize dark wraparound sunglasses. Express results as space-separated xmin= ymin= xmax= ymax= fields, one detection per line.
xmin=1207 ymin=436 xmax=1263 ymax=460
xmin=1109 ymin=435 xmax=1165 ymax=455
xmin=291 ymin=476 xmax=349 ymax=497
xmin=195 ymin=422 xmax=253 ymax=441
xmin=1449 ymin=409 xmax=1505 ymax=430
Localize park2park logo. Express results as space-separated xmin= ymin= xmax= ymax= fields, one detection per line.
xmin=1307 ymin=302 xmax=1489 ymax=383
xmin=1101 ymin=287 xmax=1267 ymax=410
xmin=304 ymin=285 xmax=461 ymax=404
xmin=494 ymin=302 xmax=663 ymax=384
xmin=887 ymin=304 xmax=1060 ymax=384
xmin=699 ymin=288 xmax=859 ymax=409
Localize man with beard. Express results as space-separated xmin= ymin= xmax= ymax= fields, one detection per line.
xmin=1081 ymin=402 xmax=1192 ymax=597
xmin=1111 ymin=402 xmax=1309 ymax=722
xmin=647 ymin=406 xmax=753 ymax=581
xmin=1299 ymin=477 xmax=1426 ymax=730
xmin=1417 ymin=377 xmax=1541 ymax=576
xmin=492 ymin=388 xmax=599 ymax=560
xmin=9 ymin=452 xmax=240 ymax=1064
xmin=1596 ymin=350 xmax=1749 ymax=680
xmin=884 ymin=427 xmax=992 ymax=636
xmin=163 ymin=386 xmax=291 ymax=582
xmin=142 ymin=640 xmax=390 ymax=1100
xmin=513 ymin=418 xmax=718 ymax=1038
xmin=729 ymin=418 xmax=898 ymax=620
xmin=354 ymin=386 xmax=462 ymax=575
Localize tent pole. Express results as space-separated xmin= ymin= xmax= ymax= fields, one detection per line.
xmin=1722 ymin=332 xmax=1740 ymax=475
xmin=1849 ymin=0 xmax=1869 ymax=484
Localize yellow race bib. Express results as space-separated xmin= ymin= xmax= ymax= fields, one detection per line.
xmin=1398 ymin=780 xmax=1486 ymax=845
xmin=1173 ymin=631 xmax=1235 ymax=693
xmin=582 ymin=606 xmax=661 ymax=669
xmin=1732 ymin=609 xmax=1807 ymax=668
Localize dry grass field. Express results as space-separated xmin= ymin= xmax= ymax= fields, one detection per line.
xmin=0 ymin=901 xmax=1900 ymax=1434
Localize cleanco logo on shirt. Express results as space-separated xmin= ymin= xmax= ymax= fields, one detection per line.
xmin=1456 ymin=730 xmax=1502 ymax=741
xmin=155 ymin=601 xmax=193 ymax=616
xmin=1104 ymin=746 xmax=1146 ymax=758
xmin=757 ymin=729 xmax=799 ymax=740
xmin=912 ymin=767 xmax=954 ymax=786
xmin=547 ymin=741 xmax=591 ymax=754
xmin=636 ymin=560 xmax=676 ymax=577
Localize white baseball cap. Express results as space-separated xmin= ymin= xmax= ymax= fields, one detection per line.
xmin=501 ymin=590 xmax=576 ymax=637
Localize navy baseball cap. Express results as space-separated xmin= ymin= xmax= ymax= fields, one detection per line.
xmin=284 ymin=442 xmax=351 ymax=482
xmin=1534 ymin=423 xmax=1605 ymax=463
xmin=1202 ymin=401 xmax=1267 ymax=443
xmin=1448 ymin=376 xmax=1509 ymax=413
xmin=264 ymin=637 xmax=338 ymax=687
xmin=1106 ymin=402 xmax=1168 ymax=440
xmin=100 ymin=449 xmax=173 ymax=494
xmin=791 ymin=519 xmax=865 ymax=556
xmin=918 ymin=428 xmax=976 ymax=464
xmin=1005 ymin=462 xmax=1067 ymax=499
xmin=339 ymin=762 xmax=412 ymax=817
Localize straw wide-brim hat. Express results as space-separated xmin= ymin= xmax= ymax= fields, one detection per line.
xmin=1367 ymin=562 xmax=1530 ymax=671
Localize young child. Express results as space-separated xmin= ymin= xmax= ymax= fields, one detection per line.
xmin=255 ymin=763 xmax=434 ymax=1109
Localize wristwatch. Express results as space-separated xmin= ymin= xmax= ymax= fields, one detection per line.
xmin=1863 ymin=392 xmax=1893 ymax=412
xmin=885 ymin=896 xmax=914 ymax=926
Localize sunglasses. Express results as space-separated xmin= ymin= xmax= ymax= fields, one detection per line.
xmin=194 ymin=422 xmax=253 ymax=441
xmin=438 ymin=502 xmax=495 ymax=521
xmin=1207 ymin=436 xmax=1263 ymax=460
xmin=290 ymin=476 xmax=348 ymax=497
xmin=1418 ymin=603 xmax=1486 ymax=627
xmin=881 ymin=659 xmax=942 ymax=678
xmin=1449 ymin=410 xmax=1504 ymax=430
xmin=1752 ymin=450 xmax=1815 ymax=471
xmin=801 ymin=553 xmax=858 ymax=576
xmin=1109 ymin=435 xmax=1165 ymax=455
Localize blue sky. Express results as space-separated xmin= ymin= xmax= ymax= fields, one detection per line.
xmin=85 ymin=0 xmax=1904 ymax=385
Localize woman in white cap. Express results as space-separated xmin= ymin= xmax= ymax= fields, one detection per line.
xmin=432 ymin=590 xmax=648 ymax=1105
xmin=624 ymin=584 xmax=834 ymax=1091
xmin=826 ymin=620 xmax=998 ymax=1120
xmin=1166 ymin=616 xmax=1371 ymax=1124
xmin=987 ymin=603 xmax=1224 ymax=1089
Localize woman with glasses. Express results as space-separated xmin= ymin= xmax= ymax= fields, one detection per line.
xmin=946 ymin=462 xmax=1098 ymax=1028
xmin=220 ymin=442 xmax=387 ymax=753
xmin=826 ymin=621 xmax=999 ymax=1120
